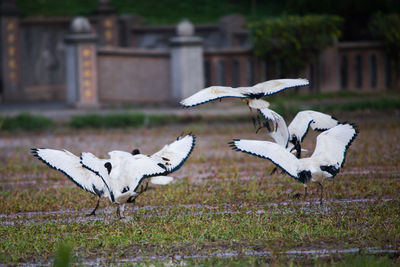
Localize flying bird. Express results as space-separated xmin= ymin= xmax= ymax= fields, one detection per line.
xmin=80 ymin=133 xmax=196 ymax=218
xmin=229 ymin=124 xmax=358 ymax=203
xmin=180 ymin=78 xmax=309 ymax=127
xmin=258 ymin=109 xmax=339 ymax=158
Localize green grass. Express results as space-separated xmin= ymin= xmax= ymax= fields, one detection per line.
xmin=0 ymin=93 xmax=398 ymax=132
xmin=0 ymin=112 xmax=399 ymax=264
xmin=1 ymin=201 xmax=399 ymax=263
xmin=268 ymin=93 xmax=400 ymax=118
xmin=311 ymin=96 xmax=400 ymax=113
xmin=326 ymin=254 xmax=397 ymax=267
xmin=0 ymin=113 xmax=54 ymax=131
xmin=69 ymin=112 xmax=180 ymax=129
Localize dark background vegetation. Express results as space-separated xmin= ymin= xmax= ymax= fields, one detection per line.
xmin=16 ymin=0 xmax=400 ymax=40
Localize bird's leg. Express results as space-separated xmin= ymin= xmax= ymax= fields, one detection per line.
xmin=116 ymin=204 xmax=126 ymax=219
xmin=120 ymin=204 xmax=125 ymax=218
xmin=248 ymin=106 xmax=257 ymax=129
xmin=87 ymin=197 xmax=100 ymax=217
xmin=293 ymin=183 xmax=308 ymax=199
xmin=116 ymin=205 xmax=120 ymax=218
xmin=304 ymin=184 xmax=308 ymax=198
xmin=270 ymin=167 xmax=277 ymax=175
xmin=256 ymin=113 xmax=262 ymax=130
xmin=255 ymin=118 xmax=272 ymax=134
xmin=143 ymin=180 xmax=149 ymax=192
xmin=318 ymin=182 xmax=324 ymax=205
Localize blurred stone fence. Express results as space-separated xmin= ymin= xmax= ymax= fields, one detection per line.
xmin=0 ymin=0 xmax=397 ymax=107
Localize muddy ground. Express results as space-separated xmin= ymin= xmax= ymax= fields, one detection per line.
xmin=0 ymin=110 xmax=399 ymax=265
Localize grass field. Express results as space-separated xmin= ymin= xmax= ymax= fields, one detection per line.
xmin=0 ymin=110 xmax=399 ymax=265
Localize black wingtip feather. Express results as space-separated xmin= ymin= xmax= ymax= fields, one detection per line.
xmin=166 ymin=132 xmax=196 ymax=174
xmin=31 ymin=149 xmax=98 ymax=196
xmin=228 ymin=139 xmax=300 ymax=181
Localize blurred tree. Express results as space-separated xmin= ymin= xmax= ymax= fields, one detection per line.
xmin=369 ymin=13 xmax=400 ymax=87
xmin=284 ymin=0 xmax=400 ymax=40
xmin=16 ymin=0 xmax=98 ymax=17
xmin=249 ymin=15 xmax=343 ymax=76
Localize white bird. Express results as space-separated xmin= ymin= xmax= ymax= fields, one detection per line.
xmin=229 ymin=123 xmax=358 ymax=203
xmin=31 ymin=148 xmax=111 ymax=216
xmin=180 ymin=79 xmax=309 ymax=109
xmin=258 ymin=109 xmax=339 ymax=158
xmin=31 ymin=134 xmax=195 ymax=218
xmin=80 ymin=133 xmax=196 ymax=218
xmin=31 ymin=148 xmax=174 ymax=216
xmin=180 ymin=78 xmax=309 ymax=127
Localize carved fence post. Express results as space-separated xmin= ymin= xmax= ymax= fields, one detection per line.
xmin=0 ymin=0 xmax=20 ymax=101
xmin=95 ymin=0 xmax=118 ymax=47
xmin=64 ymin=17 xmax=99 ymax=108
xmin=170 ymin=19 xmax=204 ymax=103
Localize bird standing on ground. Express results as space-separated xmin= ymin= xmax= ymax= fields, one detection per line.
xmin=180 ymin=78 xmax=309 ymax=127
xmin=31 ymin=148 xmax=115 ymax=216
xmin=32 ymin=133 xmax=195 ymax=218
xmin=229 ymin=123 xmax=358 ymax=203
xmin=80 ymin=133 xmax=195 ymax=218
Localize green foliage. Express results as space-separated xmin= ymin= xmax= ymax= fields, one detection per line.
xmin=249 ymin=15 xmax=343 ymax=75
xmin=16 ymin=0 xmax=98 ymax=17
xmin=69 ymin=112 xmax=179 ymax=129
xmin=285 ymin=0 xmax=400 ymax=40
xmin=0 ymin=113 xmax=54 ymax=131
xmin=53 ymin=243 xmax=72 ymax=267
xmin=311 ymin=95 xmax=400 ymax=112
xmin=326 ymin=254 xmax=395 ymax=267
xmin=369 ymin=13 xmax=400 ymax=65
xmin=16 ymin=0 xmax=283 ymax=23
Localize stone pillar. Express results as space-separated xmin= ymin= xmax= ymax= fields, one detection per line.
xmin=118 ymin=14 xmax=142 ymax=47
xmin=0 ymin=0 xmax=20 ymax=101
xmin=219 ymin=14 xmax=247 ymax=48
xmin=95 ymin=0 xmax=118 ymax=47
xmin=64 ymin=17 xmax=99 ymax=108
xmin=170 ymin=19 xmax=204 ymax=103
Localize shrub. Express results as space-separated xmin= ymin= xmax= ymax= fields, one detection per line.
xmin=249 ymin=15 xmax=343 ymax=76
xmin=369 ymin=13 xmax=400 ymax=70
xmin=311 ymin=95 xmax=400 ymax=112
xmin=69 ymin=112 xmax=179 ymax=129
xmin=0 ymin=113 xmax=54 ymax=131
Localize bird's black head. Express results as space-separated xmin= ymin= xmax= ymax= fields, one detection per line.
xmin=298 ymin=170 xmax=312 ymax=184
xmin=104 ymin=162 xmax=112 ymax=174
xmin=132 ymin=149 xmax=140 ymax=155
xmin=290 ymin=135 xmax=302 ymax=158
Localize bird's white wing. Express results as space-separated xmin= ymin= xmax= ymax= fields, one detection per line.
xmin=307 ymin=111 xmax=339 ymax=131
xmin=150 ymin=176 xmax=174 ymax=185
xmin=311 ymin=124 xmax=358 ymax=170
xmin=180 ymin=86 xmax=247 ymax=107
xmin=288 ymin=110 xmax=339 ymax=142
xmin=31 ymin=148 xmax=107 ymax=196
xmin=123 ymin=156 xmax=168 ymax=192
xmin=259 ymin=108 xmax=289 ymax=148
xmin=243 ymin=78 xmax=309 ymax=98
xmin=79 ymin=152 xmax=113 ymax=199
xmin=288 ymin=111 xmax=314 ymax=142
xmin=151 ymin=134 xmax=196 ymax=173
xmin=229 ymin=139 xmax=301 ymax=179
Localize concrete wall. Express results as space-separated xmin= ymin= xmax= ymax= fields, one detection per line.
xmin=130 ymin=15 xmax=249 ymax=50
xmin=97 ymin=48 xmax=170 ymax=103
xmin=0 ymin=8 xmax=397 ymax=105
xmin=19 ymin=18 xmax=69 ymax=101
